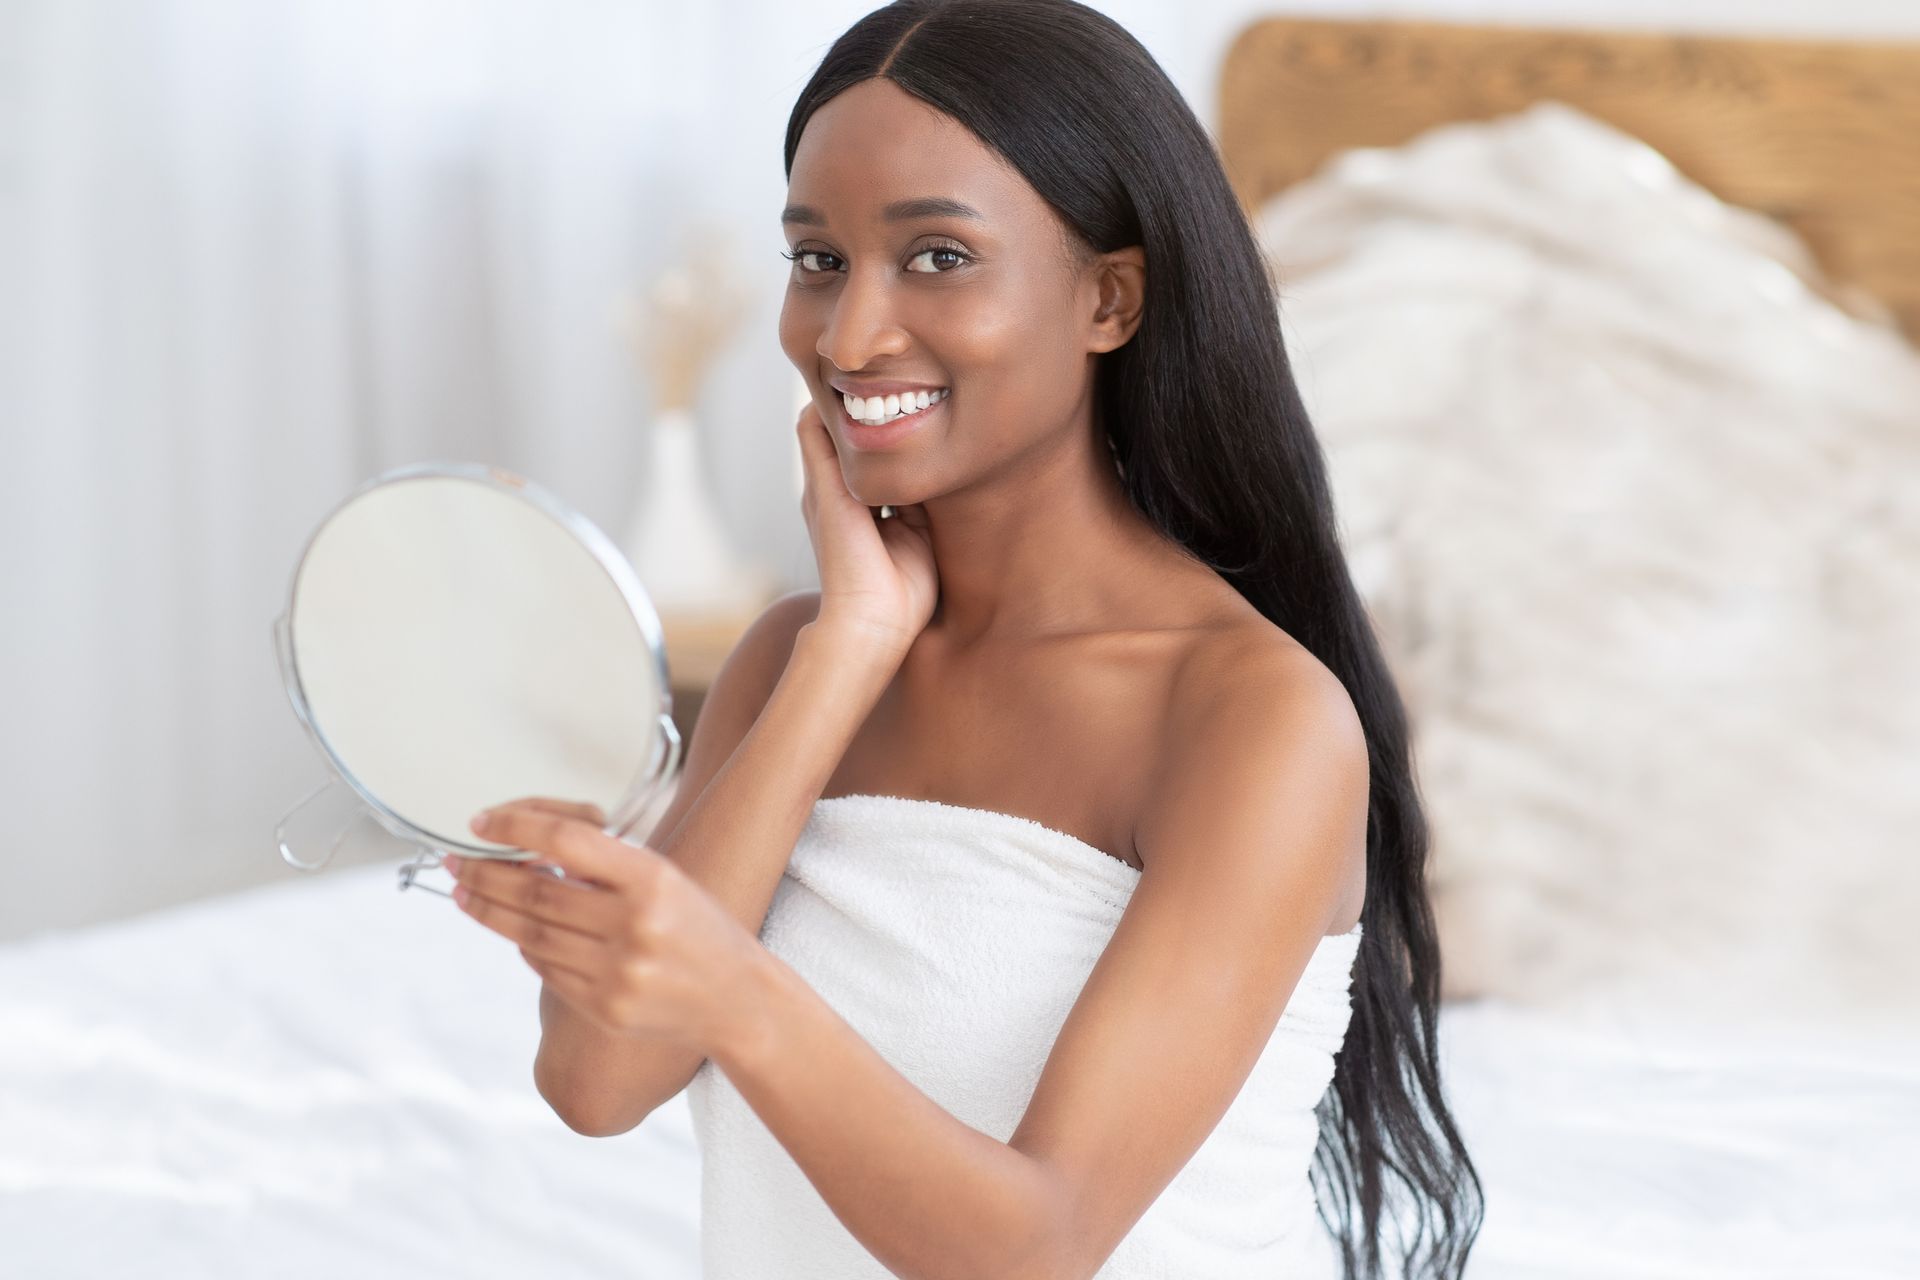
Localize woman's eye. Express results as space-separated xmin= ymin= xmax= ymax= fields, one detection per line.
xmin=785 ymin=249 xmax=841 ymax=275
xmin=782 ymin=244 xmax=969 ymax=277
xmin=906 ymin=245 xmax=968 ymax=273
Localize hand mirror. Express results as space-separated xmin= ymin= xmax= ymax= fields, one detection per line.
xmin=272 ymin=461 xmax=682 ymax=899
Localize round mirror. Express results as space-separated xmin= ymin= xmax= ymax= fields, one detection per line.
xmin=271 ymin=461 xmax=680 ymax=896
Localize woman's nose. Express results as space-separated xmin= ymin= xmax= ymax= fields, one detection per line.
xmin=817 ymin=268 xmax=909 ymax=369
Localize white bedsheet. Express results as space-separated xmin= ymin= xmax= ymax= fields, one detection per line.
xmin=3 ymin=858 xmax=1915 ymax=1277
xmin=0 ymin=858 xmax=701 ymax=1279
xmin=1437 ymin=998 xmax=1920 ymax=1278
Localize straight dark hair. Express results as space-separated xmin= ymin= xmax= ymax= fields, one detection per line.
xmin=784 ymin=2 xmax=1485 ymax=1276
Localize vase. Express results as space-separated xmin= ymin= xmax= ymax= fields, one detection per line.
xmin=622 ymin=407 xmax=772 ymax=622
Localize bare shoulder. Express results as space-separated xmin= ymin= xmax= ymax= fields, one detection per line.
xmin=701 ymin=588 xmax=824 ymax=708
xmin=1137 ymin=618 xmax=1369 ymax=891
xmin=1168 ymin=622 xmax=1363 ymax=753
xmin=738 ymin=588 xmax=825 ymax=662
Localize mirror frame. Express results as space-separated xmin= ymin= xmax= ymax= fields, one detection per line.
xmin=272 ymin=459 xmax=680 ymax=864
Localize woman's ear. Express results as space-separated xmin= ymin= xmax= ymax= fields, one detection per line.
xmin=1086 ymin=245 xmax=1146 ymax=354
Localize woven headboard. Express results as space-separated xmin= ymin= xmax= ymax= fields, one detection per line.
xmin=1216 ymin=17 xmax=1920 ymax=346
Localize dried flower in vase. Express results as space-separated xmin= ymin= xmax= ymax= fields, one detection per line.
xmin=617 ymin=226 xmax=751 ymax=414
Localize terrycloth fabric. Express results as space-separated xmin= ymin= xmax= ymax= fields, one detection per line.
xmin=686 ymin=792 xmax=1365 ymax=1278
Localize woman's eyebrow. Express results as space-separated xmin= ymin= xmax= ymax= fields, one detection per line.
xmin=781 ymin=196 xmax=985 ymax=227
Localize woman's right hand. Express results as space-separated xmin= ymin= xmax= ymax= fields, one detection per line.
xmin=465 ymin=795 xmax=609 ymax=866
xmin=794 ymin=400 xmax=937 ymax=659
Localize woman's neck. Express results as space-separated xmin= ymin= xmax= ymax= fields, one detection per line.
xmin=914 ymin=434 xmax=1200 ymax=648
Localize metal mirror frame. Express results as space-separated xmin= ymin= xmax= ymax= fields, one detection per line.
xmin=271 ymin=460 xmax=682 ymax=898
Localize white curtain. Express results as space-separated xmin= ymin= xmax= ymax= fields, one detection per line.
xmin=0 ymin=0 xmax=834 ymax=941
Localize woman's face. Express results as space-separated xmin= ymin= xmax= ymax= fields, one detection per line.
xmin=779 ymin=77 xmax=1139 ymax=506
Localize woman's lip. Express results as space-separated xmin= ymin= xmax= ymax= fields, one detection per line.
xmin=837 ymin=392 xmax=943 ymax=449
xmin=831 ymin=381 xmax=946 ymax=398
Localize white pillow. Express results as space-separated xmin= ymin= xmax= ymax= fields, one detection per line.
xmin=1252 ymin=102 xmax=1920 ymax=1028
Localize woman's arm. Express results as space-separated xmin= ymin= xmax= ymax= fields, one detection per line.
xmin=537 ymin=402 xmax=934 ymax=1136
xmin=714 ymin=953 xmax=1068 ymax=1280
xmin=534 ymin=611 xmax=900 ymax=1136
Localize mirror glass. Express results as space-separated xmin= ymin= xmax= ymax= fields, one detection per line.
xmin=274 ymin=463 xmax=677 ymax=874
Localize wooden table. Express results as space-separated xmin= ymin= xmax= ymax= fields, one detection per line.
xmin=659 ymin=605 xmax=770 ymax=744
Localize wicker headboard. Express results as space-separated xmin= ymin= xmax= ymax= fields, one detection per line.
xmin=1216 ymin=18 xmax=1920 ymax=346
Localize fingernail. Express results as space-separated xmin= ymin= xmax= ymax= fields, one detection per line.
xmin=470 ymin=810 xmax=491 ymax=832
xmin=444 ymin=854 xmax=461 ymax=874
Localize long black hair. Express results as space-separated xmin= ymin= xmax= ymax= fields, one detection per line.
xmin=784 ymin=3 xmax=1484 ymax=1276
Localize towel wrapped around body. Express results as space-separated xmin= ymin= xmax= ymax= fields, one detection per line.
xmin=686 ymin=792 xmax=1364 ymax=1278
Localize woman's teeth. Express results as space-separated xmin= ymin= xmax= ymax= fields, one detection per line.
xmin=844 ymin=387 xmax=948 ymax=426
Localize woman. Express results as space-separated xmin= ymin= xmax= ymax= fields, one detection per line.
xmin=444 ymin=2 xmax=1483 ymax=1276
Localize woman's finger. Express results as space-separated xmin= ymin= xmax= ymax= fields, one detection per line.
xmin=469 ymin=803 xmax=637 ymax=887
xmin=454 ymin=879 xmax=607 ymax=977
xmin=795 ymin=400 xmax=865 ymax=508
xmin=794 ymin=399 xmax=832 ymax=463
xmin=793 ymin=403 xmax=830 ymax=506
xmin=482 ymin=795 xmax=608 ymax=825
xmin=449 ymin=854 xmax=626 ymax=938
xmin=522 ymin=952 xmax=617 ymax=1031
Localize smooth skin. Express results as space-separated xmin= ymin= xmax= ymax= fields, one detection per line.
xmin=447 ymin=76 xmax=1369 ymax=1280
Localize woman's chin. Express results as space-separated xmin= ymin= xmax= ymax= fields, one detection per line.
xmin=841 ymin=474 xmax=910 ymax=508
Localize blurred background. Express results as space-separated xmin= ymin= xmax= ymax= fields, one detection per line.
xmin=2 ymin=0 xmax=1282 ymax=938
xmin=4 ymin=2 xmax=1920 ymax=1277
xmin=3 ymin=0 xmax=1914 ymax=944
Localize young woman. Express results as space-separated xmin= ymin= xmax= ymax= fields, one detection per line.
xmin=445 ymin=2 xmax=1483 ymax=1276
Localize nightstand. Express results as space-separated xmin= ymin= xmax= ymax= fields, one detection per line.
xmin=659 ymin=605 xmax=773 ymax=745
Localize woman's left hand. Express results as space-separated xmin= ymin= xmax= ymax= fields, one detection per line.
xmin=443 ymin=798 xmax=770 ymax=1056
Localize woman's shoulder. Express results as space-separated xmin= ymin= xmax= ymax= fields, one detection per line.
xmin=1144 ymin=609 xmax=1369 ymax=923
xmin=1163 ymin=573 xmax=1321 ymax=691
xmin=1160 ymin=604 xmax=1363 ymax=792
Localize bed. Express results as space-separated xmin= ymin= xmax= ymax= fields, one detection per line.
xmin=6 ymin=16 xmax=1917 ymax=1278
xmin=6 ymin=859 xmax=1916 ymax=1278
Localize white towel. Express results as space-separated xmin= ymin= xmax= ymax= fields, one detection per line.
xmin=686 ymin=793 xmax=1364 ymax=1278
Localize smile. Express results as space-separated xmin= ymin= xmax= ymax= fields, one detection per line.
xmin=836 ymin=388 xmax=946 ymax=449
xmin=842 ymin=387 xmax=949 ymax=426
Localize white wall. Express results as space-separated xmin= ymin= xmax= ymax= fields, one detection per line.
xmin=4 ymin=0 xmax=1916 ymax=943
